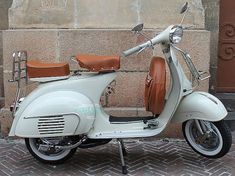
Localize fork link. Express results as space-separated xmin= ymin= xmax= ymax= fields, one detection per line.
xmin=117 ymin=139 xmax=128 ymax=174
xmin=195 ymin=119 xmax=204 ymax=135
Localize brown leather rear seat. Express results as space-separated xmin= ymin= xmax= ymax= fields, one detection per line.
xmin=76 ymin=54 xmax=120 ymax=72
xmin=27 ymin=60 xmax=70 ymax=78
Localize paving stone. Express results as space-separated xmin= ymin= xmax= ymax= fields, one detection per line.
xmin=0 ymin=137 xmax=234 ymax=176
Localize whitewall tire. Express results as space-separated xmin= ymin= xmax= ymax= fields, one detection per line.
xmin=182 ymin=120 xmax=232 ymax=158
xmin=25 ymin=138 xmax=77 ymax=164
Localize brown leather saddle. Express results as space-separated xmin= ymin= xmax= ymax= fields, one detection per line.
xmin=27 ymin=60 xmax=70 ymax=78
xmin=76 ymin=54 xmax=120 ymax=72
xmin=27 ymin=54 xmax=120 ymax=78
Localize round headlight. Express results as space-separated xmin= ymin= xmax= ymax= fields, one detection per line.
xmin=169 ymin=26 xmax=183 ymax=44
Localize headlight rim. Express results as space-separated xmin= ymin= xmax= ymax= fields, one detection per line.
xmin=169 ymin=25 xmax=183 ymax=44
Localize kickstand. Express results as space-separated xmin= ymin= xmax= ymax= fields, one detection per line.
xmin=117 ymin=139 xmax=128 ymax=174
xmin=120 ymin=139 xmax=127 ymax=156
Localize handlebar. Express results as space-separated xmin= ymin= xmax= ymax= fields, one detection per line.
xmin=123 ymin=45 xmax=144 ymax=57
xmin=123 ymin=40 xmax=152 ymax=57
xmin=122 ymin=25 xmax=172 ymax=57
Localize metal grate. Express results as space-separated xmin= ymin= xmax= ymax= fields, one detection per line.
xmin=38 ymin=116 xmax=65 ymax=135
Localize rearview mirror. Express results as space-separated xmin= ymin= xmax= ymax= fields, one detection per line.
xmin=131 ymin=23 xmax=144 ymax=34
xmin=180 ymin=2 xmax=188 ymax=14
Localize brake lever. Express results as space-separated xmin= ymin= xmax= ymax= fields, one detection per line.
xmin=137 ymin=40 xmax=155 ymax=56
xmin=137 ymin=45 xmax=148 ymax=55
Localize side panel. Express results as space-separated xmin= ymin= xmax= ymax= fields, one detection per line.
xmin=9 ymin=72 xmax=117 ymax=137
xmin=172 ymin=92 xmax=228 ymax=123
xmin=9 ymin=91 xmax=95 ymax=137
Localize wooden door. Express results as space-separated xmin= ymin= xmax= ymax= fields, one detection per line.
xmin=217 ymin=0 xmax=235 ymax=92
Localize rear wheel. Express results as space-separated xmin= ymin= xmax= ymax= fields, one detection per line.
xmin=25 ymin=137 xmax=77 ymax=164
xmin=182 ymin=120 xmax=232 ymax=158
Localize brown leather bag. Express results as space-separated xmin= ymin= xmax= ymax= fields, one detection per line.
xmin=144 ymin=57 xmax=166 ymax=115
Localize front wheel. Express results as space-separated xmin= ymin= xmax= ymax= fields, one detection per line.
xmin=182 ymin=120 xmax=232 ymax=158
xmin=25 ymin=137 xmax=77 ymax=164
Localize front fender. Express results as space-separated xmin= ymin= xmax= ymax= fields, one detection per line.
xmin=171 ymin=91 xmax=227 ymax=123
xmin=9 ymin=91 xmax=95 ymax=137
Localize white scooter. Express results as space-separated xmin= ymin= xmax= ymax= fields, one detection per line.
xmin=8 ymin=3 xmax=232 ymax=174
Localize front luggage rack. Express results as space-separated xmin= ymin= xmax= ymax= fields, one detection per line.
xmin=171 ymin=45 xmax=211 ymax=86
xmin=8 ymin=51 xmax=28 ymax=115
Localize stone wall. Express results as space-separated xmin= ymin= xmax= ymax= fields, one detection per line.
xmin=0 ymin=0 xmax=12 ymax=30
xmin=0 ymin=32 xmax=3 ymax=98
xmin=1 ymin=0 xmax=211 ymax=137
xmin=3 ymin=29 xmax=210 ymax=107
xmin=202 ymin=0 xmax=220 ymax=93
xmin=0 ymin=0 xmax=13 ymax=98
xmin=9 ymin=0 xmax=205 ymax=29
xmin=0 ymin=0 xmax=13 ymax=100
xmin=0 ymin=0 xmax=13 ymax=137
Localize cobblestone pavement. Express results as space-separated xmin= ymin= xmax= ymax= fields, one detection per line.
xmin=0 ymin=138 xmax=234 ymax=176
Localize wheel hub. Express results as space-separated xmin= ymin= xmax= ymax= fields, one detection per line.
xmin=195 ymin=131 xmax=211 ymax=144
xmin=38 ymin=144 xmax=58 ymax=154
xmin=192 ymin=123 xmax=219 ymax=150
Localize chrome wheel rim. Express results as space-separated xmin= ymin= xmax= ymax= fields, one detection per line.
xmin=29 ymin=138 xmax=71 ymax=161
xmin=185 ymin=120 xmax=223 ymax=156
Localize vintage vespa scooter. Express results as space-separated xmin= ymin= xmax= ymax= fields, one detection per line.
xmin=8 ymin=3 xmax=231 ymax=174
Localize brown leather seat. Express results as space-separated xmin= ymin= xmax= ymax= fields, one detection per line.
xmin=27 ymin=60 xmax=70 ymax=78
xmin=145 ymin=57 xmax=166 ymax=115
xmin=76 ymin=54 xmax=120 ymax=72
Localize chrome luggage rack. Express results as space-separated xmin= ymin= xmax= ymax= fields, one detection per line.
xmin=172 ymin=45 xmax=210 ymax=87
xmin=8 ymin=51 xmax=28 ymax=115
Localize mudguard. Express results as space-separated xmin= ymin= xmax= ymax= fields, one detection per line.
xmin=171 ymin=91 xmax=228 ymax=123
xmin=9 ymin=91 xmax=95 ymax=138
